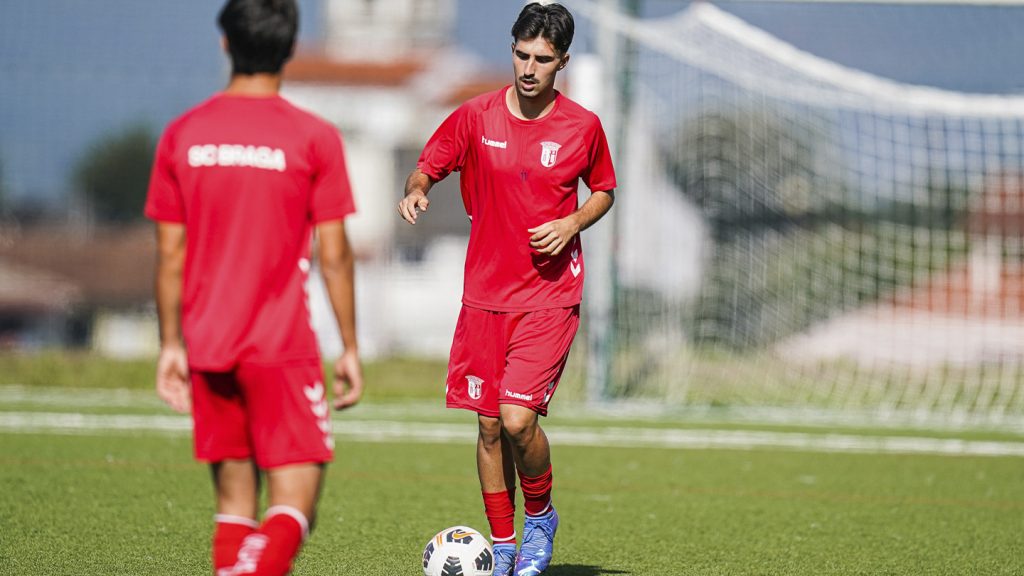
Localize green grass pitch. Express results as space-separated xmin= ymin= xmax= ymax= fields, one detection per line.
xmin=1 ymin=353 xmax=1022 ymax=575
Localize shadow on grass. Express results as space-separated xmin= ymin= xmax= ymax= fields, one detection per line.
xmin=548 ymin=565 xmax=631 ymax=576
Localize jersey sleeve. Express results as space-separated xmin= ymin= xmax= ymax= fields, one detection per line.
xmin=309 ymin=125 xmax=357 ymax=223
xmin=416 ymin=104 xmax=471 ymax=181
xmin=144 ymin=129 xmax=185 ymax=223
xmin=582 ymin=118 xmax=617 ymax=193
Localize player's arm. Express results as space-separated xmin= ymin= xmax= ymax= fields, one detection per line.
xmin=529 ymin=189 xmax=615 ymax=256
xmin=397 ymin=168 xmax=437 ymax=225
xmin=154 ymin=222 xmax=191 ymax=413
xmin=400 ymin=104 xmax=470 ymax=225
xmin=317 ymin=219 xmax=364 ymax=410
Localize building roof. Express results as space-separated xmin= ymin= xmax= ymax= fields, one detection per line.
xmin=890 ymin=261 xmax=1024 ymax=319
xmin=968 ymin=172 xmax=1024 ymax=236
xmin=0 ymin=258 xmax=81 ymax=313
xmin=284 ymin=53 xmax=426 ymax=86
xmin=441 ymin=77 xmax=510 ymax=106
xmin=0 ymin=224 xmax=155 ymax=308
xmin=283 ymin=50 xmax=508 ymax=106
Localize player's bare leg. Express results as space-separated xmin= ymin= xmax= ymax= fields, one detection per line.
xmin=265 ymin=463 xmax=325 ymax=521
xmin=498 ymin=406 xmax=550 ymax=476
xmin=213 ymin=459 xmax=261 ymax=517
xmin=211 ymin=459 xmax=261 ymax=573
xmin=230 ymin=463 xmax=325 ymax=576
xmin=477 ymin=415 xmax=517 ymax=493
xmin=500 ymin=404 xmax=558 ymax=575
xmin=478 ymin=415 xmax=518 ymax=576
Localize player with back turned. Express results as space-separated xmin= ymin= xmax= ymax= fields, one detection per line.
xmin=398 ymin=3 xmax=617 ymax=575
xmin=145 ymin=1 xmax=363 ymax=574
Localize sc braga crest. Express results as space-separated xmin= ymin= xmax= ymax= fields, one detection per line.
xmin=466 ymin=375 xmax=484 ymax=400
xmin=540 ymin=141 xmax=561 ymax=168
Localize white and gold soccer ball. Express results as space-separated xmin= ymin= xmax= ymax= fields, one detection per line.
xmin=422 ymin=526 xmax=494 ymax=576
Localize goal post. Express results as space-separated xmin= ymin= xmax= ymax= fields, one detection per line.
xmin=564 ymin=0 xmax=1024 ymax=429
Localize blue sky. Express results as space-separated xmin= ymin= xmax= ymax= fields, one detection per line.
xmin=1 ymin=1 xmax=1022 ymax=206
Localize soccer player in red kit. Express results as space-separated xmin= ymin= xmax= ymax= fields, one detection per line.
xmin=398 ymin=4 xmax=615 ymax=575
xmin=145 ymin=1 xmax=363 ymax=574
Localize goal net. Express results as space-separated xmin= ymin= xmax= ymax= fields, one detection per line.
xmin=569 ymin=1 xmax=1024 ymax=429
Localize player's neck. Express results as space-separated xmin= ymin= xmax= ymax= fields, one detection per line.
xmin=507 ymin=86 xmax=558 ymax=121
xmin=224 ymin=74 xmax=283 ymax=97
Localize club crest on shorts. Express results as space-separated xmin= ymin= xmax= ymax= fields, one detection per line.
xmin=466 ymin=375 xmax=484 ymax=400
xmin=540 ymin=141 xmax=561 ymax=168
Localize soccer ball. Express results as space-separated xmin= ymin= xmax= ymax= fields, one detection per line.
xmin=422 ymin=526 xmax=494 ymax=576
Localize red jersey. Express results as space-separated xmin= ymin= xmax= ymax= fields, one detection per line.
xmin=145 ymin=94 xmax=355 ymax=370
xmin=417 ymin=87 xmax=616 ymax=312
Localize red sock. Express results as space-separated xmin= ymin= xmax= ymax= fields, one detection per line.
xmin=518 ymin=465 xmax=553 ymax=517
xmin=482 ymin=488 xmax=517 ymax=544
xmin=213 ymin=515 xmax=258 ymax=573
xmin=230 ymin=506 xmax=308 ymax=576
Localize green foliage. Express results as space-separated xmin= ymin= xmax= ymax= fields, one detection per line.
xmin=0 ymin=351 xmax=447 ymax=401
xmin=661 ymin=106 xmax=845 ymax=350
xmin=660 ymin=107 xmax=972 ymax=350
xmin=73 ymin=124 xmax=156 ymax=223
xmin=664 ymin=106 xmax=837 ymax=226
xmin=0 ymin=351 xmax=154 ymax=390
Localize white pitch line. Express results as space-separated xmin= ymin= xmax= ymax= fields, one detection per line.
xmin=0 ymin=385 xmax=164 ymax=409
xmin=4 ymin=385 xmax=1024 ymax=434
xmin=2 ymin=412 xmax=1024 ymax=458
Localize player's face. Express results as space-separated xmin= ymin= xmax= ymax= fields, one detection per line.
xmin=511 ymin=37 xmax=568 ymax=100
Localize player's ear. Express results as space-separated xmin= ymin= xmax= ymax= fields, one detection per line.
xmin=220 ymin=35 xmax=229 ymax=55
xmin=557 ymin=53 xmax=570 ymax=71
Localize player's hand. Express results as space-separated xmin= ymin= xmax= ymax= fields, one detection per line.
xmin=156 ymin=344 xmax=191 ymax=413
xmin=332 ymin=349 xmax=364 ymax=410
xmin=528 ymin=216 xmax=580 ymax=256
xmin=398 ymin=192 xmax=430 ymax=225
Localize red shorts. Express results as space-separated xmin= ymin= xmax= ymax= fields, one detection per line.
xmin=446 ymin=305 xmax=580 ymax=417
xmin=190 ymin=360 xmax=333 ymax=469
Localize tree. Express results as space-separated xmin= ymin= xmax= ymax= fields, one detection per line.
xmin=662 ymin=106 xmax=844 ymax=349
xmin=73 ymin=124 xmax=156 ymax=224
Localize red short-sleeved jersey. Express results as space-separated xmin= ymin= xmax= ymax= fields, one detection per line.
xmin=417 ymin=86 xmax=616 ymax=312
xmin=145 ymin=94 xmax=355 ymax=370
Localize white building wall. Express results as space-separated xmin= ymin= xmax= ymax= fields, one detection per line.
xmin=310 ymin=236 xmax=467 ymax=359
xmin=323 ymin=0 xmax=456 ymax=60
xmin=284 ymin=80 xmax=470 ymax=359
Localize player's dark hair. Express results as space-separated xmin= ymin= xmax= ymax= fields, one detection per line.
xmin=511 ymin=2 xmax=575 ymax=55
xmin=218 ymin=0 xmax=298 ymax=75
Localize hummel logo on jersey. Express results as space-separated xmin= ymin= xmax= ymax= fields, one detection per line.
xmin=482 ymin=136 xmax=507 ymax=149
xmin=505 ymin=390 xmax=533 ymax=401
xmin=188 ymin=144 xmax=287 ymax=172
xmin=540 ymin=141 xmax=561 ymax=167
xmin=570 ymin=247 xmax=581 ymax=278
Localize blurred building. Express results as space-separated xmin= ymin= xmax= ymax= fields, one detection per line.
xmin=0 ymin=225 xmax=157 ymax=356
xmin=0 ymin=0 xmax=573 ymax=360
xmin=321 ymin=0 xmax=456 ymax=61
xmin=777 ymin=173 xmax=1024 ymax=369
xmin=0 ymin=258 xmax=81 ymax=350
xmin=283 ymin=0 xmax=506 ymax=358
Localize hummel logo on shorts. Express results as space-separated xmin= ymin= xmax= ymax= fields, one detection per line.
xmin=505 ymin=390 xmax=533 ymax=401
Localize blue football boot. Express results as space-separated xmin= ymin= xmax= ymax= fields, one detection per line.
xmin=514 ymin=507 xmax=558 ymax=575
xmin=491 ymin=543 xmax=517 ymax=576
